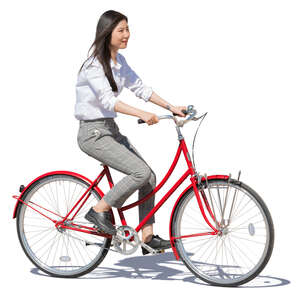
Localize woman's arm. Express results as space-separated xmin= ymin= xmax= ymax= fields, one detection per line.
xmin=120 ymin=55 xmax=186 ymax=117
xmin=148 ymin=91 xmax=173 ymax=111
xmin=148 ymin=92 xmax=187 ymax=117
xmin=114 ymin=100 xmax=159 ymax=125
xmin=114 ymin=96 xmax=186 ymax=126
xmin=114 ymin=100 xmax=146 ymax=118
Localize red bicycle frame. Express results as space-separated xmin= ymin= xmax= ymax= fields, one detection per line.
xmin=12 ymin=136 xmax=227 ymax=259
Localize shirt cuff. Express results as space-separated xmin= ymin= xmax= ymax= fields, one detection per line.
xmin=141 ymin=86 xmax=153 ymax=102
xmin=103 ymin=96 xmax=120 ymax=112
xmin=112 ymin=99 xmax=120 ymax=112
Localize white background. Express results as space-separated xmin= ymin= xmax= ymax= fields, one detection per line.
xmin=1 ymin=0 xmax=299 ymax=298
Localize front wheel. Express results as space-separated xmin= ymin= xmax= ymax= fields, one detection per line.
xmin=171 ymin=178 xmax=274 ymax=287
xmin=16 ymin=174 xmax=111 ymax=278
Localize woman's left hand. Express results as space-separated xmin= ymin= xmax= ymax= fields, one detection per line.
xmin=170 ymin=106 xmax=187 ymax=117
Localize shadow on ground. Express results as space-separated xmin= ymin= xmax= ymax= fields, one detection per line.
xmin=31 ymin=252 xmax=290 ymax=288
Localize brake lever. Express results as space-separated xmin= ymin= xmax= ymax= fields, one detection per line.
xmin=176 ymin=107 xmax=197 ymax=127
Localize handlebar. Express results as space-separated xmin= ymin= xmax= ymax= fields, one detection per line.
xmin=137 ymin=109 xmax=188 ymax=124
xmin=137 ymin=105 xmax=206 ymax=127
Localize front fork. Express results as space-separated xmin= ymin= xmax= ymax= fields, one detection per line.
xmin=169 ymin=173 xmax=232 ymax=260
xmin=190 ymin=174 xmax=219 ymax=233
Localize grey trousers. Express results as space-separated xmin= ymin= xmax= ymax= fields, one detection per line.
xmin=77 ymin=118 xmax=155 ymax=224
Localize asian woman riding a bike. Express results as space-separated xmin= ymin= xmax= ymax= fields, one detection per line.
xmin=74 ymin=10 xmax=187 ymax=254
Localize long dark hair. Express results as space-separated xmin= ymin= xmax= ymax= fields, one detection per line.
xmin=78 ymin=10 xmax=128 ymax=92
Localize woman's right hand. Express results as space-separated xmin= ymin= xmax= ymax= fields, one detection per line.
xmin=139 ymin=112 xmax=159 ymax=126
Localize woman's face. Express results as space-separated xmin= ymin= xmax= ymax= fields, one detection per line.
xmin=110 ymin=19 xmax=130 ymax=51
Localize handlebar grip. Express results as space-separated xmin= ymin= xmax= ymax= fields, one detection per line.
xmin=173 ymin=109 xmax=188 ymax=117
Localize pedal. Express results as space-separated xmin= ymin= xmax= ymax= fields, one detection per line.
xmin=141 ymin=242 xmax=165 ymax=255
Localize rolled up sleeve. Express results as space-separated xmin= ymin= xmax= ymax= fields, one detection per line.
xmin=122 ymin=57 xmax=153 ymax=102
xmin=84 ymin=65 xmax=120 ymax=112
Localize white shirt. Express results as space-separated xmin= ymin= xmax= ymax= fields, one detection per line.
xmin=74 ymin=52 xmax=153 ymax=120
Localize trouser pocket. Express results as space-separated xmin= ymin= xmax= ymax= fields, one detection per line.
xmin=77 ymin=123 xmax=113 ymax=153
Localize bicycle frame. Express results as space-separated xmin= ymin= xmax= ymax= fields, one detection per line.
xmin=12 ymin=135 xmax=227 ymax=259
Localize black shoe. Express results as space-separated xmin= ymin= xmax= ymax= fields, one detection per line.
xmin=85 ymin=207 xmax=116 ymax=235
xmin=142 ymin=234 xmax=171 ymax=255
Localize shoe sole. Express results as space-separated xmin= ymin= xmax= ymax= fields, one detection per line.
xmin=85 ymin=214 xmax=116 ymax=236
xmin=142 ymin=248 xmax=166 ymax=255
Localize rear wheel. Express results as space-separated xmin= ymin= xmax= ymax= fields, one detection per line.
xmin=172 ymin=179 xmax=274 ymax=286
xmin=16 ymin=174 xmax=111 ymax=278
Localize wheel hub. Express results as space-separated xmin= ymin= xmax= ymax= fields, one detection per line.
xmin=56 ymin=225 xmax=65 ymax=233
xmin=56 ymin=220 xmax=72 ymax=233
xmin=218 ymin=226 xmax=229 ymax=236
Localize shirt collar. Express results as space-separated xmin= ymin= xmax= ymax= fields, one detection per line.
xmin=110 ymin=53 xmax=122 ymax=70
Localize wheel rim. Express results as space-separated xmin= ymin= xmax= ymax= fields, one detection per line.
xmin=18 ymin=175 xmax=109 ymax=277
xmin=174 ymin=181 xmax=271 ymax=285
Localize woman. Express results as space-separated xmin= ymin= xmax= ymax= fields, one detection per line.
xmin=75 ymin=10 xmax=187 ymax=255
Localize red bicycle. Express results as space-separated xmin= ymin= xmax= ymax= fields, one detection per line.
xmin=12 ymin=105 xmax=274 ymax=286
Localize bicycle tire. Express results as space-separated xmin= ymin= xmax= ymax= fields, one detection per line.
xmin=171 ymin=178 xmax=274 ymax=287
xmin=16 ymin=173 xmax=111 ymax=278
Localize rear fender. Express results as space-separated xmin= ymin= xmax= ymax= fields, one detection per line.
xmin=169 ymin=174 xmax=229 ymax=260
xmin=12 ymin=171 xmax=105 ymax=219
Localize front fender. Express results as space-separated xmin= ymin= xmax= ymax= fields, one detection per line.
xmin=169 ymin=174 xmax=229 ymax=260
xmin=12 ymin=170 xmax=105 ymax=219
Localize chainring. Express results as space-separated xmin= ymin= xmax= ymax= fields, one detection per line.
xmin=112 ymin=225 xmax=140 ymax=255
